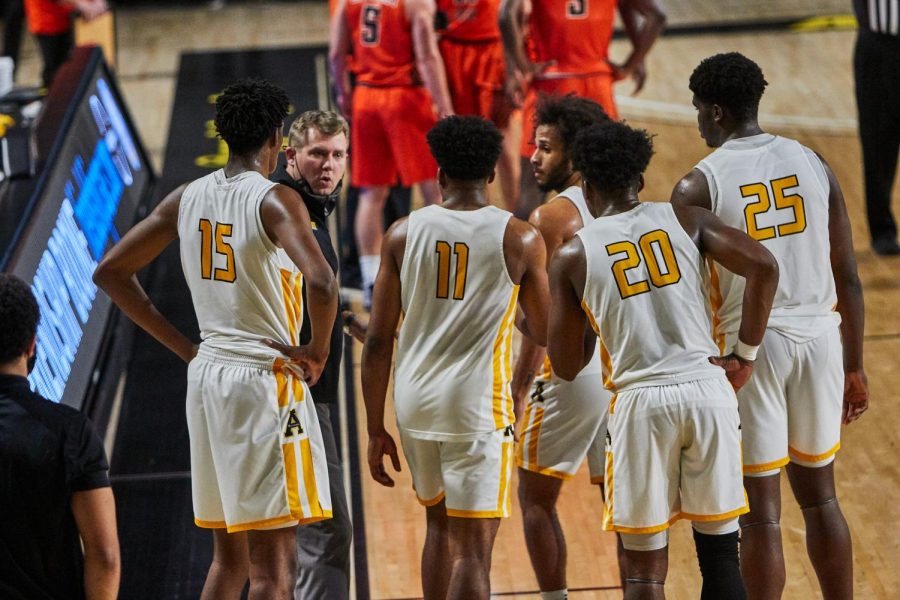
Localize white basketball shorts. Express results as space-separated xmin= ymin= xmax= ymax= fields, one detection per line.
xmin=517 ymin=370 xmax=611 ymax=483
xmin=602 ymin=375 xmax=748 ymax=534
xmin=187 ymin=346 xmax=332 ymax=533
xmin=399 ymin=425 xmax=515 ymax=518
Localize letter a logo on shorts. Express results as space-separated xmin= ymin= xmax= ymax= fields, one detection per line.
xmin=284 ymin=409 xmax=304 ymax=438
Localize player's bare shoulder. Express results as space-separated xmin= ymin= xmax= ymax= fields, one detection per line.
xmin=670 ymin=168 xmax=712 ymax=210
xmin=503 ymin=214 xmax=545 ymax=283
xmin=530 ymin=194 xmax=582 ymax=239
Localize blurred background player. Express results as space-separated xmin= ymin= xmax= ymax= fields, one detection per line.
xmin=361 ymin=116 xmax=549 ymax=600
xmin=511 ymin=94 xmax=616 ymax=600
xmin=94 ymin=80 xmax=338 ymax=599
xmin=499 ymin=0 xmax=666 ymax=218
xmin=436 ymin=0 xmax=518 ymax=209
xmin=271 ymin=110 xmax=353 ymax=600
xmin=0 ymin=273 xmax=120 ymax=600
xmin=330 ymin=0 xmax=454 ymax=307
xmin=671 ymin=52 xmax=868 ymax=600
xmin=550 ymin=119 xmax=778 ymax=600
xmin=23 ymin=0 xmax=108 ymax=87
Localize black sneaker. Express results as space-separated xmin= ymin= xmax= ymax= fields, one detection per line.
xmin=872 ymin=237 xmax=900 ymax=256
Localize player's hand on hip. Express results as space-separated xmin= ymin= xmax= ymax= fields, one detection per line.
xmin=842 ymin=369 xmax=869 ymax=424
xmin=368 ymin=429 xmax=401 ymax=487
xmin=263 ymin=339 xmax=328 ymax=385
xmin=709 ymin=353 xmax=753 ymax=391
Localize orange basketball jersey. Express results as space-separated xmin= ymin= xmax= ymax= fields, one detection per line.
xmin=437 ymin=0 xmax=500 ymax=42
xmin=529 ymin=0 xmax=617 ymax=76
xmin=346 ymin=0 xmax=418 ymax=86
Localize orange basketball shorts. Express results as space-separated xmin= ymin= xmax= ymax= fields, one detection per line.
xmin=350 ymin=85 xmax=438 ymax=188
xmin=439 ymin=37 xmax=512 ymax=129
xmin=519 ymin=72 xmax=617 ymax=157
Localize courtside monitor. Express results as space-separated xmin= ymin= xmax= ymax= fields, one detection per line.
xmin=0 ymin=47 xmax=155 ymax=410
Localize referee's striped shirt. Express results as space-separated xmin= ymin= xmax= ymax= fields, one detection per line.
xmin=855 ymin=0 xmax=900 ymax=35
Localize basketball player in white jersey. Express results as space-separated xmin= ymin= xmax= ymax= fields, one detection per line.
xmin=362 ymin=115 xmax=550 ymax=600
xmin=93 ymin=80 xmax=338 ymax=599
xmin=550 ymin=120 xmax=780 ymax=600
xmin=670 ymin=52 xmax=868 ymax=600
xmin=509 ymin=94 xmax=617 ymax=600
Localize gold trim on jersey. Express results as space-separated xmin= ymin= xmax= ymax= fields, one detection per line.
xmin=416 ymin=491 xmax=446 ymax=507
xmin=279 ymin=268 xmax=304 ymax=345
xmin=743 ymin=456 xmax=790 ymax=474
xmin=707 ymin=259 xmax=726 ymax=354
xmin=602 ymin=449 xmax=615 ymax=531
xmin=284 ymin=440 xmax=302 ymax=517
xmin=788 ymin=441 xmax=841 ymax=464
xmin=491 ymin=286 xmax=520 ymax=430
xmin=223 ymin=511 xmax=333 ymax=533
xmin=445 ymin=439 xmax=513 ymax=519
xmin=194 ymin=518 xmax=226 ymax=529
xmin=580 ymin=299 xmax=617 ymax=393
xmin=300 ymin=437 xmax=327 ymax=519
xmin=539 ymin=356 xmax=553 ymax=380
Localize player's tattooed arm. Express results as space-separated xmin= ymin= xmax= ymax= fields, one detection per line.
xmin=547 ymin=237 xmax=592 ymax=381
xmin=819 ymin=153 xmax=868 ymax=423
xmin=361 ymin=219 xmax=407 ymax=487
xmin=669 ymin=168 xmax=713 ymax=211
xmin=93 ymin=184 xmax=198 ymax=364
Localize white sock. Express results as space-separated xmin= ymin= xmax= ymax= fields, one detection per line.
xmin=540 ymin=590 xmax=568 ymax=600
xmin=359 ymin=254 xmax=380 ymax=290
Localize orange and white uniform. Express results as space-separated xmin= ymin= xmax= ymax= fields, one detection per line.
xmin=179 ymin=170 xmax=331 ymax=532
xmin=393 ymin=204 xmax=518 ymax=517
xmin=517 ymin=185 xmax=612 ymax=483
xmin=344 ymin=0 xmax=439 ymax=187
xmin=437 ymin=0 xmax=511 ymax=127
xmin=577 ymin=202 xmax=746 ymax=534
xmin=520 ymin=0 xmax=618 ymax=155
xmin=696 ymin=133 xmax=844 ymax=474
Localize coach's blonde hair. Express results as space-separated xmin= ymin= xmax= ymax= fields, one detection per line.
xmin=288 ymin=110 xmax=349 ymax=149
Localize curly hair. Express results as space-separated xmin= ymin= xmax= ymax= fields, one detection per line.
xmin=215 ymin=79 xmax=291 ymax=155
xmin=534 ymin=94 xmax=609 ymax=160
xmin=689 ymin=52 xmax=768 ymax=121
xmin=427 ymin=116 xmax=503 ymax=181
xmin=0 ymin=273 xmax=39 ymax=364
xmin=572 ymin=121 xmax=654 ymax=194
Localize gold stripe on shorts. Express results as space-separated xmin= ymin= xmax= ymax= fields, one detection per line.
xmin=301 ymin=437 xmax=324 ymax=517
xmin=283 ymin=441 xmax=303 ymax=519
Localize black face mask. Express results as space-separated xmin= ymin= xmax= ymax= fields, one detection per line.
xmin=27 ymin=350 xmax=36 ymax=375
xmin=295 ymin=177 xmax=341 ymax=217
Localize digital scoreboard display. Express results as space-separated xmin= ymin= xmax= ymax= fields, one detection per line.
xmin=4 ymin=55 xmax=153 ymax=409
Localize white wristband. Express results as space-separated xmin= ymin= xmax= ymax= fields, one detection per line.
xmin=734 ymin=339 xmax=759 ymax=362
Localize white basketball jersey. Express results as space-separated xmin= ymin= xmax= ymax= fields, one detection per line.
xmin=179 ymin=170 xmax=303 ymax=361
xmin=394 ymin=204 xmax=518 ymax=441
xmin=536 ymin=185 xmax=602 ymax=381
xmin=696 ymin=134 xmax=840 ymax=345
xmin=577 ymin=202 xmax=722 ymax=391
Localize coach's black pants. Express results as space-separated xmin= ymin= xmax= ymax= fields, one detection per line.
xmin=854 ymin=29 xmax=900 ymax=243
